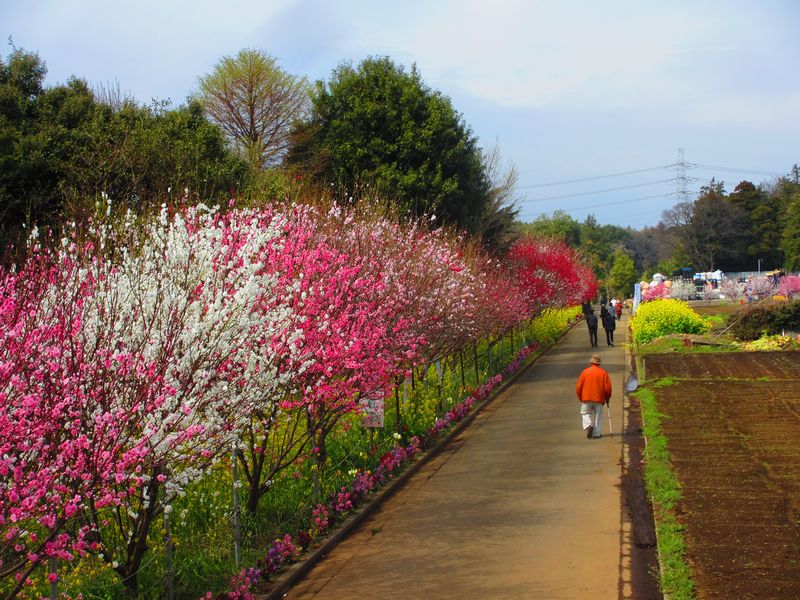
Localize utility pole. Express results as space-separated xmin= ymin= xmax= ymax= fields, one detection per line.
xmin=674 ymin=148 xmax=691 ymax=204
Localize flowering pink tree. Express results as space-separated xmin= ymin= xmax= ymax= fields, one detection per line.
xmin=289 ymin=209 xmax=471 ymax=471
xmin=777 ymin=275 xmax=800 ymax=299
xmin=505 ymin=237 xmax=598 ymax=314
xmin=236 ymin=204 xmax=415 ymax=511
xmin=0 ymin=256 xmax=107 ymax=597
xmin=328 ymin=212 xmax=478 ymax=355
xmin=720 ymin=278 xmax=746 ymax=301
xmin=747 ymin=275 xmax=777 ymax=300
xmin=319 ymin=209 xmax=529 ymax=384
xmin=642 ymin=281 xmax=670 ymax=301
xmin=0 ymin=206 xmax=303 ymax=595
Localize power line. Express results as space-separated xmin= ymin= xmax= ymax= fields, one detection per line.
xmin=515 ymin=156 xmax=786 ymax=225
xmin=516 ymin=160 xmax=785 ymax=192
xmin=517 ymin=164 xmax=673 ymax=189
xmin=691 ymin=163 xmax=785 ymax=177
xmin=523 ymin=192 xmax=671 ymax=219
xmin=519 ymin=179 xmax=671 ymax=203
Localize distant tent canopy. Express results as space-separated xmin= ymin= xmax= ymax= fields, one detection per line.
xmin=671 ymin=267 xmax=694 ymax=279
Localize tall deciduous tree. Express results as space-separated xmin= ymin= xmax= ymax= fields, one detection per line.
xmin=519 ymin=211 xmax=583 ymax=247
xmin=626 ymin=227 xmax=666 ymax=275
xmin=661 ymin=180 xmax=748 ymax=271
xmin=287 ymin=57 xmax=492 ymax=237
xmin=196 ymin=48 xmax=311 ymax=169
xmin=475 ymin=143 xmax=520 ymax=255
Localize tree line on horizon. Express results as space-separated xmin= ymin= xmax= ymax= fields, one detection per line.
xmin=523 ymin=169 xmax=800 ymax=295
xmin=2 ymin=45 xmax=798 ymax=290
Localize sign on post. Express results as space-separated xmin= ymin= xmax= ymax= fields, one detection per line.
xmin=360 ymin=397 xmax=385 ymax=428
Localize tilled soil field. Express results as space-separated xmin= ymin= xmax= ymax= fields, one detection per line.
xmin=646 ymin=351 xmax=800 ymax=599
xmin=645 ymin=351 xmax=800 ymax=380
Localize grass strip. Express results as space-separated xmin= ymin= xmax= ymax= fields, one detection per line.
xmin=636 ymin=386 xmax=695 ymax=599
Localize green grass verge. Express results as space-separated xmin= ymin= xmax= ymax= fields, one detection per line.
xmin=636 ymin=386 xmax=696 ymax=599
xmin=637 ymin=336 xmax=738 ymax=355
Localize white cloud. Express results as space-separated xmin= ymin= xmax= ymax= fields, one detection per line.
xmin=4 ymin=0 xmax=302 ymax=101
xmin=336 ymin=0 xmax=799 ymax=135
xmin=354 ymin=0 xmax=697 ymax=109
xmin=684 ymin=91 xmax=800 ymax=132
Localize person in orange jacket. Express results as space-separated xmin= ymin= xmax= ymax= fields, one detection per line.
xmin=575 ymin=353 xmax=612 ymax=439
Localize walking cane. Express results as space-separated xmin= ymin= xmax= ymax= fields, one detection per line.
xmin=606 ymin=401 xmax=613 ymax=438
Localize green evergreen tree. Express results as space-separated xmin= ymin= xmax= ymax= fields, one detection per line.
xmin=0 ymin=47 xmax=247 ymax=257
xmin=287 ymin=57 xmax=491 ymax=236
xmin=608 ymin=249 xmax=638 ymax=298
xmin=783 ymin=193 xmax=800 ymax=271
xmin=518 ymin=210 xmax=582 ymax=247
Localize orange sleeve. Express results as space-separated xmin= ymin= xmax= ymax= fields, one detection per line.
xmin=576 ymin=371 xmax=585 ymax=399
xmin=604 ymin=372 xmax=612 ymax=401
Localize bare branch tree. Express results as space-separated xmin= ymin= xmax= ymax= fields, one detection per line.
xmin=196 ymin=48 xmax=311 ymax=169
xmin=92 ymin=79 xmax=136 ymax=111
xmin=476 ymin=142 xmax=520 ymax=255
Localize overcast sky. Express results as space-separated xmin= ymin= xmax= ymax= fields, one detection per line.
xmin=3 ymin=0 xmax=798 ymax=228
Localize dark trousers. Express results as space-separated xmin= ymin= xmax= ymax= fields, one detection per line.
xmin=588 ymin=327 xmax=598 ymax=347
xmin=605 ymin=328 xmax=614 ymax=345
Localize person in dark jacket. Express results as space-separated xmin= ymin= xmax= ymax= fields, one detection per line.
xmin=600 ymin=302 xmax=609 ymax=320
xmin=586 ymin=310 xmax=598 ymax=347
xmin=601 ymin=309 xmax=616 ymax=346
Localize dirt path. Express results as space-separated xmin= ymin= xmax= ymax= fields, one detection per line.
xmin=281 ymin=314 xmax=658 ymax=599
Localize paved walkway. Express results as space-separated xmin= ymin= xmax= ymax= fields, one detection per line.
xmin=285 ymin=315 xmax=633 ymax=599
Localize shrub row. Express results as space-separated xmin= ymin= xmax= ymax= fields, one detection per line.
xmin=729 ymin=300 xmax=800 ymax=341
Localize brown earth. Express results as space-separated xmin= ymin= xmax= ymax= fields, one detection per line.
xmin=646 ymin=351 xmax=800 ymax=599
xmin=689 ymin=301 xmax=743 ymax=317
xmin=644 ymin=351 xmax=800 ymax=380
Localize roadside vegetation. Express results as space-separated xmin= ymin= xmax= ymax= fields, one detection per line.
xmin=728 ymin=300 xmax=800 ymax=340
xmin=630 ymin=299 xmax=710 ymax=345
xmin=636 ymin=384 xmax=695 ymax=600
xmin=631 ymin=297 xmax=799 ymax=598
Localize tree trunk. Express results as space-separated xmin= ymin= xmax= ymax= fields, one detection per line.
xmin=473 ymin=343 xmax=479 ymax=385
xmin=117 ymin=474 xmax=162 ymax=597
xmin=244 ymin=444 xmax=266 ymax=513
xmin=395 ymin=383 xmax=401 ymax=433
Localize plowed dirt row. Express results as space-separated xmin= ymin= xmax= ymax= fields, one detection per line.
xmin=645 ymin=351 xmax=800 ymax=380
xmin=650 ymin=352 xmax=800 ymax=600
